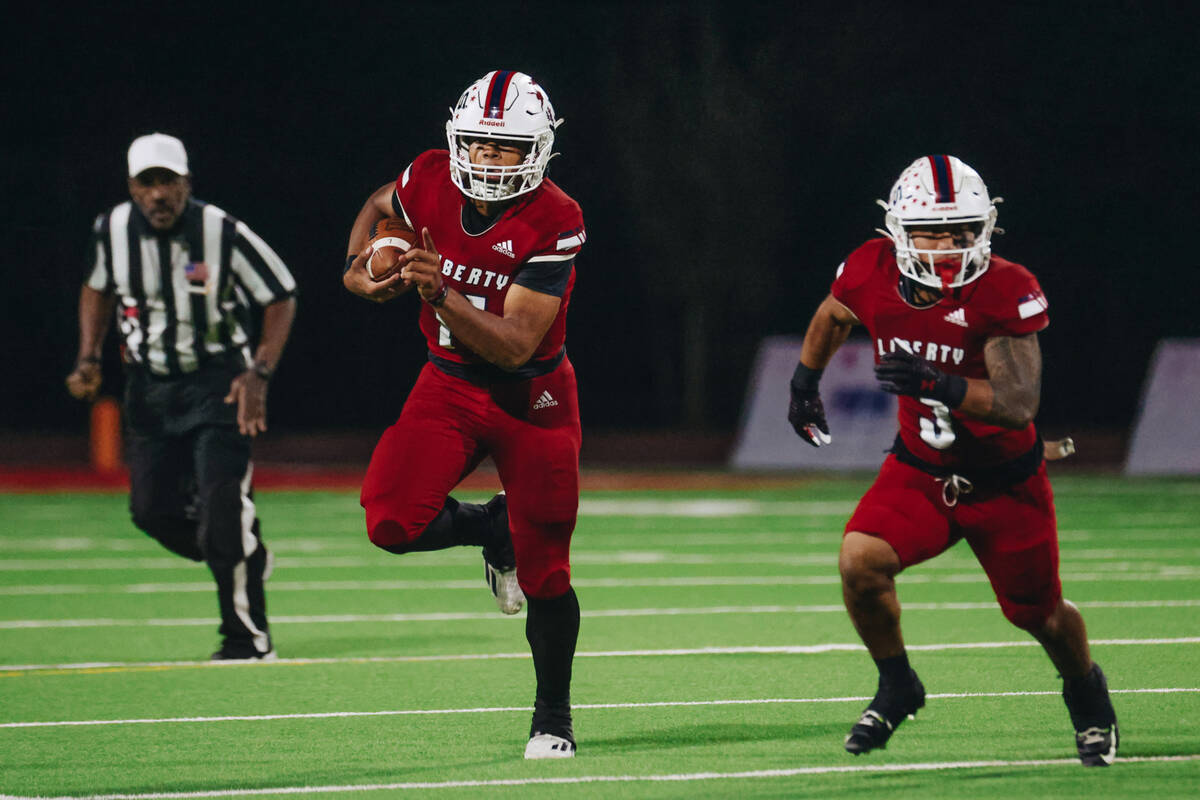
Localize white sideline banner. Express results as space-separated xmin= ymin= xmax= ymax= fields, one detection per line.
xmin=731 ymin=336 xmax=896 ymax=470
xmin=1125 ymin=338 xmax=1200 ymax=475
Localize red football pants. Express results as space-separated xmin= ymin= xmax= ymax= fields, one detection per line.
xmin=361 ymin=358 xmax=581 ymax=598
xmin=846 ymin=455 xmax=1063 ymax=630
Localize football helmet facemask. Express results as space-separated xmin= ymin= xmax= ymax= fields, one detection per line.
xmin=446 ymin=70 xmax=561 ymax=202
xmin=878 ymin=155 xmax=998 ymax=291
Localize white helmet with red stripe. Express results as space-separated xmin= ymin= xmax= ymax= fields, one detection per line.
xmin=879 ymin=155 xmax=998 ymax=290
xmin=445 ymin=70 xmax=561 ymax=202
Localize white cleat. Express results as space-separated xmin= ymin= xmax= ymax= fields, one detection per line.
xmin=482 ymin=492 xmax=523 ymax=615
xmin=524 ymin=732 xmax=576 ymax=759
xmin=485 ymin=559 xmax=524 ymax=615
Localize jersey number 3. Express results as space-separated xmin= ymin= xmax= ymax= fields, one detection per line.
xmin=919 ymin=398 xmax=957 ymax=450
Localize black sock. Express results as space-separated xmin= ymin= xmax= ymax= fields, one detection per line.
xmin=1063 ymin=662 xmax=1115 ymax=728
xmin=379 ymin=497 xmax=489 ymax=554
xmin=867 ymin=652 xmax=925 ymax=722
xmin=874 ymin=652 xmax=913 ymax=687
xmin=1063 ymin=662 xmax=1101 ymax=691
xmin=526 ymin=587 xmax=580 ymax=740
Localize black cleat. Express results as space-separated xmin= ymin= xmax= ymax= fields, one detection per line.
xmin=844 ymin=671 xmax=926 ymax=755
xmin=211 ymin=638 xmax=276 ymax=661
xmin=1074 ymin=724 xmax=1119 ymax=767
xmin=1064 ymin=663 xmax=1119 ymax=766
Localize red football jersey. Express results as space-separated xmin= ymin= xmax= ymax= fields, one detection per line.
xmin=393 ymin=149 xmax=585 ymax=367
xmin=832 ymin=238 xmax=1049 ymax=468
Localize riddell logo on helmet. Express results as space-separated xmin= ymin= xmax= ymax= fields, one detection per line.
xmin=479 ymin=119 xmax=506 ymax=127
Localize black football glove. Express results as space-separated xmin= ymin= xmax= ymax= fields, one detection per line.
xmin=788 ymin=362 xmax=832 ymax=447
xmin=874 ymin=351 xmax=967 ymax=408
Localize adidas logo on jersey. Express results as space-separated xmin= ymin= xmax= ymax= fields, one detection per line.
xmin=533 ymin=390 xmax=558 ymax=410
xmin=943 ymin=308 xmax=968 ymax=328
xmin=492 ymin=239 xmax=515 ymax=258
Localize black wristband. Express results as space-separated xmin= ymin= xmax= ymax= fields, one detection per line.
xmin=425 ymin=283 xmax=449 ymax=308
xmin=343 ymin=255 xmax=356 ymax=275
xmin=80 ymin=356 xmax=101 ymax=365
xmin=252 ymin=360 xmax=273 ymax=380
xmin=790 ymin=362 xmax=824 ymax=394
xmin=943 ymin=374 xmax=967 ymax=409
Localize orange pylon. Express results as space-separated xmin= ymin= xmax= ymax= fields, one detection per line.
xmin=90 ymin=396 xmax=122 ymax=474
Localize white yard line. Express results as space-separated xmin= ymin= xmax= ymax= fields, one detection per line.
xmin=1 ymin=687 xmax=1196 ymax=729
xmin=0 ymin=533 xmax=825 ymax=552
xmin=0 ymin=576 xmax=849 ymax=596
xmin=4 ymin=637 xmax=1199 ymax=674
xmin=4 ymin=527 xmax=1199 ymax=553
xmin=0 ymin=499 xmax=859 ymax=529
xmin=5 ymin=566 xmax=1200 ymax=596
xmin=1055 ymin=482 xmax=1200 ymax=496
xmin=1 ymin=755 xmax=1197 ymax=799
xmin=3 ymin=551 xmax=1200 ymax=572
xmin=3 ymin=599 xmax=1200 ymax=630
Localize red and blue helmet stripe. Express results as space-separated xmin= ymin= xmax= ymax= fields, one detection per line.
xmin=927 ymin=155 xmax=956 ymax=203
xmin=484 ymin=70 xmax=517 ymax=119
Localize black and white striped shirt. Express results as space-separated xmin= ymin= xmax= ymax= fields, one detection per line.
xmin=86 ymin=198 xmax=296 ymax=377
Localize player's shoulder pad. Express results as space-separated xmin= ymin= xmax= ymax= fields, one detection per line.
xmin=975 ymin=255 xmax=1049 ymax=330
xmin=531 ymin=178 xmax=583 ymax=224
xmin=520 ymin=179 xmax=586 ymax=258
xmin=834 ymin=237 xmax=892 ymax=293
xmin=398 ymin=149 xmax=449 ymax=192
xmin=980 ymin=255 xmax=1045 ymax=304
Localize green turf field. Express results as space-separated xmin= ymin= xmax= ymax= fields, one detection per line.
xmin=2 ymin=475 xmax=1199 ymax=798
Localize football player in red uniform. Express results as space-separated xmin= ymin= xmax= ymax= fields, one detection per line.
xmin=788 ymin=156 xmax=1118 ymax=766
xmin=343 ymin=71 xmax=584 ymax=760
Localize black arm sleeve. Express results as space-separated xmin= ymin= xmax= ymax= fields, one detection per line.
xmin=513 ymin=258 xmax=573 ymax=298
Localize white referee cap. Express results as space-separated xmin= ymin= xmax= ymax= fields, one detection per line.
xmin=128 ymin=133 xmax=189 ymax=177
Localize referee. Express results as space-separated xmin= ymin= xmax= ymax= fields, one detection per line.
xmin=66 ymin=133 xmax=297 ymax=660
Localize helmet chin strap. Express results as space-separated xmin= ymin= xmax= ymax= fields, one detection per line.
xmin=898 ymin=274 xmax=942 ymax=308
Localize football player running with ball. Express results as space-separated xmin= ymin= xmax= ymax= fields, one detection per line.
xmin=787 ymin=156 xmax=1118 ymax=766
xmin=343 ymin=71 xmax=584 ymax=760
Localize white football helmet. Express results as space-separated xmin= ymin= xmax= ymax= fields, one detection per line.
xmin=445 ymin=70 xmax=561 ymax=202
xmin=878 ymin=155 xmax=998 ymax=290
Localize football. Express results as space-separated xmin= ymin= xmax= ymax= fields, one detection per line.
xmin=366 ymin=218 xmax=418 ymax=281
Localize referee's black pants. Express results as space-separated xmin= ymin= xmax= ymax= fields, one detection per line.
xmin=124 ymin=367 xmax=272 ymax=656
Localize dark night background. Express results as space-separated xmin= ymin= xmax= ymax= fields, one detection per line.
xmin=4 ymin=1 xmax=1197 ymax=457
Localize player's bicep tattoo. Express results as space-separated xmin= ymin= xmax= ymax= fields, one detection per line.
xmin=983 ymin=334 xmax=1042 ymax=428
